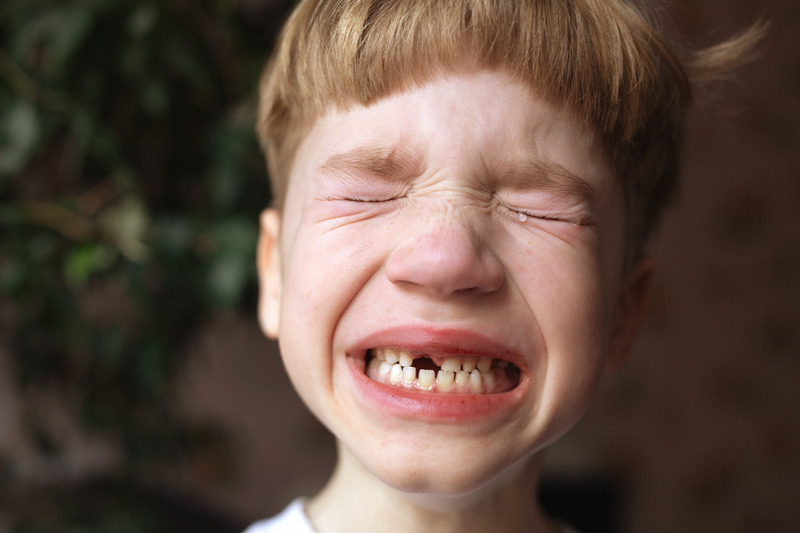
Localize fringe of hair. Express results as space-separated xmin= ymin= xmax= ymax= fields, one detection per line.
xmin=257 ymin=0 xmax=764 ymax=264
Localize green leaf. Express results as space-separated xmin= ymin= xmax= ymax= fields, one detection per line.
xmin=204 ymin=218 xmax=258 ymax=307
xmin=63 ymin=243 xmax=116 ymax=288
xmin=208 ymin=253 xmax=250 ymax=308
xmin=141 ymin=79 xmax=168 ymax=116
xmin=0 ymin=99 xmax=40 ymax=175
xmin=127 ymin=3 xmax=158 ymax=40
xmin=0 ymin=256 xmax=25 ymax=294
xmin=11 ymin=5 xmax=95 ymax=80
xmin=207 ymin=108 xmax=256 ymax=213
xmin=97 ymin=193 xmax=151 ymax=262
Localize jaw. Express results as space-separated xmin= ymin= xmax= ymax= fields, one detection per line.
xmin=308 ymin=443 xmax=554 ymax=533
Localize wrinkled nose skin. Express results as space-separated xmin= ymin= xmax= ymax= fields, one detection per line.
xmin=384 ymin=205 xmax=505 ymax=297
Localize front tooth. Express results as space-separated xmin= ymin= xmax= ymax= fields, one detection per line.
xmin=378 ymin=361 xmax=391 ymax=380
xmin=399 ymin=351 xmax=414 ymax=367
xmin=477 ymin=356 xmax=492 ymax=372
xmin=436 ymin=370 xmax=455 ymax=391
xmin=462 ymin=358 xmax=477 ymax=372
xmin=482 ymin=369 xmax=496 ymax=391
xmin=441 ymin=357 xmax=461 ymax=372
xmin=389 ymin=363 xmax=402 ymax=385
xmin=384 ymin=348 xmax=400 ymax=365
xmin=469 ymin=369 xmax=483 ymax=392
xmin=456 ymin=371 xmax=470 ymax=389
xmin=403 ymin=365 xmax=416 ymax=383
xmin=418 ymin=369 xmax=435 ymax=389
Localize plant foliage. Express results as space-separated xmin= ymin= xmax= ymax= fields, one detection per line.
xmin=0 ymin=0 xmax=292 ymax=530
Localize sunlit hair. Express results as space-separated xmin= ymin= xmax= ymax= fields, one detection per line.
xmin=256 ymin=0 xmax=763 ymax=266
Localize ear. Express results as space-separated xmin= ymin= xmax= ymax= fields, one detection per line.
xmin=256 ymin=209 xmax=282 ymax=339
xmin=605 ymin=256 xmax=654 ymax=373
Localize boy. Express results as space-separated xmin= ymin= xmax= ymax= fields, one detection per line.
xmin=247 ymin=1 xmax=760 ymax=531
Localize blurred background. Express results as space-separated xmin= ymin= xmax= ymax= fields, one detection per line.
xmin=0 ymin=1 xmax=797 ymax=532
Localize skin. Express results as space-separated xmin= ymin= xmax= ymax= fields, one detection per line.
xmin=256 ymin=68 xmax=651 ymax=533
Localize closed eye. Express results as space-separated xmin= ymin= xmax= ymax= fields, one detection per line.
xmin=342 ymin=195 xmax=403 ymax=203
xmin=509 ymin=206 xmax=563 ymax=222
xmin=503 ymin=204 xmax=570 ymax=224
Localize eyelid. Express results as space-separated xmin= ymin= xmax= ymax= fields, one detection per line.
xmin=495 ymin=189 xmax=590 ymax=224
xmin=499 ymin=200 xmax=590 ymax=227
xmin=505 ymin=204 xmax=564 ymax=222
xmin=341 ymin=195 xmax=403 ymax=203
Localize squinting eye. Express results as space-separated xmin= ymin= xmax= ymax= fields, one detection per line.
xmin=343 ymin=196 xmax=400 ymax=203
xmin=506 ymin=206 xmax=562 ymax=223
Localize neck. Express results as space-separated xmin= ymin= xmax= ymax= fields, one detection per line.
xmin=306 ymin=442 xmax=556 ymax=533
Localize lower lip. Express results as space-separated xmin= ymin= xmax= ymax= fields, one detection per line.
xmin=346 ymin=356 xmax=528 ymax=421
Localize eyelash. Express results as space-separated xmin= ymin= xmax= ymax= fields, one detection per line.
xmin=343 ymin=195 xmax=402 ymax=203
xmin=341 ymin=197 xmax=574 ymax=225
xmin=504 ymin=205 xmax=563 ymax=223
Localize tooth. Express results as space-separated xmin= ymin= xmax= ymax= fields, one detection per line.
xmin=477 ymin=356 xmax=492 ymax=372
xmin=378 ymin=361 xmax=391 ymax=380
xmin=441 ymin=357 xmax=461 ymax=372
xmin=495 ymin=359 xmax=509 ymax=369
xmin=482 ymin=369 xmax=496 ymax=391
xmin=389 ymin=363 xmax=402 ymax=385
xmin=436 ymin=370 xmax=455 ymax=391
xmin=403 ymin=365 xmax=416 ymax=383
xmin=462 ymin=358 xmax=477 ymax=372
xmin=418 ymin=369 xmax=435 ymax=389
xmin=399 ymin=351 xmax=414 ymax=367
xmin=469 ymin=369 xmax=483 ymax=392
xmin=384 ymin=348 xmax=400 ymax=365
xmin=368 ymin=357 xmax=380 ymax=371
xmin=456 ymin=370 xmax=470 ymax=389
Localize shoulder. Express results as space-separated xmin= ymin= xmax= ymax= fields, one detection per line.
xmin=242 ymin=499 xmax=315 ymax=533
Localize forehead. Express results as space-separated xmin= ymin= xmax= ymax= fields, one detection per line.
xmin=289 ymin=69 xmax=613 ymax=198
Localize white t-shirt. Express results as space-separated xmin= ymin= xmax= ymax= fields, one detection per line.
xmin=243 ymin=499 xmax=314 ymax=533
xmin=243 ymin=498 xmax=580 ymax=533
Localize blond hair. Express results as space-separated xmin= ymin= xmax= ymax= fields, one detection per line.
xmin=256 ymin=0 xmax=764 ymax=265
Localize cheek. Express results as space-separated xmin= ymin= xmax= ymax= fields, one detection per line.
xmin=277 ymin=220 xmax=388 ymax=358
xmin=276 ymin=220 xmax=394 ymax=435
xmin=510 ymin=227 xmax=612 ymax=328
xmin=509 ymin=237 xmax=613 ymax=406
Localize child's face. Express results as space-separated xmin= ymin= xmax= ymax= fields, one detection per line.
xmin=258 ymin=69 xmax=649 ymax=496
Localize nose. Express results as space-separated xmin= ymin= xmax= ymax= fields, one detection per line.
xmin=384 ymin=208 xmax=504 ymax=296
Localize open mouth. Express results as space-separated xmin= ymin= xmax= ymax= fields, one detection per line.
xmin=365 ymin=347 xmax=520 ymax=394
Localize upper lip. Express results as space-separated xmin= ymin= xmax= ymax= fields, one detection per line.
xmin=347 ymin=324 xmax=528 ymax=370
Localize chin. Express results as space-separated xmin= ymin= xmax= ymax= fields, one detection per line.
xmin=357 ymin=439 xmax=534 ymax=499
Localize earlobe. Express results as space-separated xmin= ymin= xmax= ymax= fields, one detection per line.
xmin=257 ymin=208 xmax=282 ymax=339
xmin=605 ymin=256 xmax=654 ymax=373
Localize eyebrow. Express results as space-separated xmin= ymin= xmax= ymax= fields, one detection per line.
xmin=317 ymin=146 xmax=597 ymax=204
xmin=317 ymin=145 xmax=423 ymax=183
xmin=494 ymin=159 xmax=597 ymax=204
